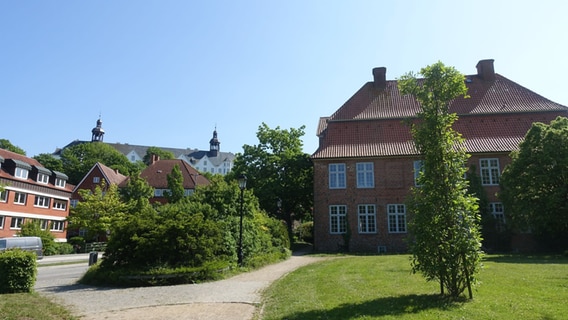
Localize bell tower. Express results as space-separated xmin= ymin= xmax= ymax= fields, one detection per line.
xmin=209 ymin=127 xmax=220 ymax=157
xmin=91 ymin=117 xmax=105 ymax=142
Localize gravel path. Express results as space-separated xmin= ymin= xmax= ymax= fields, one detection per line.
xmin=37 ymin=252 xmax=326 ymax=320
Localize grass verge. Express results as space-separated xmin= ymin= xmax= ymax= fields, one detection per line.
xmin=0 ymin=292 xmax=78 ymax=320
xmin=260 ymin=254 xmax=568 ymax=320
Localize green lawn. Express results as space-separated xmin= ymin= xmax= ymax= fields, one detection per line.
xmin=260 ymin=254 xmax=568 ymax=320
xmin=0 ymin=292 xmax=77 ymax=320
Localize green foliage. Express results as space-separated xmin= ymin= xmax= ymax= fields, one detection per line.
xmin=142 ymin=146 xmax=175 ymax=165
xmin=399 ymin=61 xmax=483 ymax=299
xmin=33 ymin=153 xmax=64 ymax=172
xmin=56 ymin=243 xmax=75 ymax=255
xmin=0 ymin=250 xmax=37 ymax=293
xmin=0 ymin=139 xmax=26 ymax=155
xmin=500 ymin=116 xmax=568 ymax=251
xmin=296 ymin=221 xmax=314 ymax=243
xmin=120 ymin=174 xmax=154 ymax=212
xmin=164 ymin=164 xmax=185 ymax=203
xmin=60 ymin=142 xmax=141 ymax=184
xmin=68 ymin=181 xmax=128 ymax=241
xmin=18 ymin=220 xmax=56 ymax=256
xmin=229 ymin=123 xmax=313 ymax=236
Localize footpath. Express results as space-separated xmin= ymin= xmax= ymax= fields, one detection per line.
xmin=36 ymin=250 xmax=326 ymax=320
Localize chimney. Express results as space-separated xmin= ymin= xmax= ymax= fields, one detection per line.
xmin=372 ymin=67 xmax=387 ymax=89
xmin=151 ymin=154 xmax=160 ymax=165
xmin=476 ymin=59 xmax=495 ymax=81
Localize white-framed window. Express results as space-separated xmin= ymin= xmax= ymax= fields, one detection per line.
xmin=387 ymin=204 xmax=407 ymax=233
xmin=40 ymin=219 xmax=49 ymax=230
xmin=480 ymin=158 xmax=500 ymax=185
xmin=0 ymin=216 xmax=4 ymax=229
xmin=329 ymin=163 xmax=346 ymax=189
xmin=70 ymin=199 xmax=79 ymax=208
xmin=10 ymin=217 xmax=24 ymax=229
xmin=34 ymin=195 xmax=50 ymax=208
xmin=358 ymin=204 xmax=376 ymax=233
xmin=413 ymin=160 xmax=424 ymax=186
xmin=14 ymin=192 xmax=26 ymax=205
xmin=15 ymin=167 xmax=29 ymax=179
xmin=37 ymin=173 xmax=49 ymax=184
xmin=55 ymin=178 xmax=66 ymax=188
xmin=329 ymin=205 xmax=347 ymax=234
xmin=50 ymin=221 xmax=64 ymax=232
xmin=356 ymin=162 xmax=374 ymax=188
xmin=489 ymin=202 xmax=506 ymax=231
xmin=0 ymin=190 xmax=7 ymax=203
xmin=53 ymin=200 xmax=67 ymax=210
xmin=93 ymin=176 xmax=100 ymax=184
xmin=204 ymin=160 xmax=208 ymax=166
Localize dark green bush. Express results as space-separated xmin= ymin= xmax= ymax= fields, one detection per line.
xmin=298 ymin=221 xmax=314 ymax=243
xmin=0 ymin=249 xmax=37 ymax=293
xmin=57 ymin=243 xmax=75 ymax=255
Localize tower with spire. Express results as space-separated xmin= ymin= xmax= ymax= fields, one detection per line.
xmin=209 ymin=126 xmax=220 ymax=157
xmin=91 ymin=117 xmax=105 ymax=142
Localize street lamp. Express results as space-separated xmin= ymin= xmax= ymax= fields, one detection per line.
xmin=237 ymin=174 xmax=247 ymax=266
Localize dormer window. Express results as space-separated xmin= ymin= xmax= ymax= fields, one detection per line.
xmin=15 ymin=167 xmax=29 ymax=179
xmin=53 ymin=171 xmax=69 ymax=188
xmin=37 ymin=173 xmax=49 ymax=184
xmin=55 ymin=178 xmax=66 ymax=188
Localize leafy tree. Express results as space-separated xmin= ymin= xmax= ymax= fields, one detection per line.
xmin=68 ymin=181 xmax=128 ymax=241
xmin=500 ymin=116 xmax=568 ymax=250
xmin=164 ymin=164 xmax=185 ymax=203
xmin=120 ymin=174 xmax=155 ymax=212
xmin=33 ymin=153 xmax=64 ymax=172
xmin=229 ymin=123 xmax=313 ymax=237
xmin=60 ymin=142 xmax=141 ymax=185
xmin=0 ymin=139 xmax=25 ymax=155
xmin=142 ymin=146 xmax=175 ymax=165
xmin=399 ymin=61 xmax=483 ymax=299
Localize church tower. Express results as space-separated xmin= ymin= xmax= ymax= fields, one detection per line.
xmin=209 ymin=127 xmax=220 ymax=157
xmin=91 ymin=117 xmax=105 ymax=142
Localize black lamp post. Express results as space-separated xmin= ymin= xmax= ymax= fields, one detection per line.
xmin=237 ymin=174 xmax=247 ymax=266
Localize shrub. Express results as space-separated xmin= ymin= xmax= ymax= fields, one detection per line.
xmin=18 ymin=219 xmax=57 ymax=255
xmin=57 ymin=243 xmax=75 ymax=255
xmin=0 ymin=249 xmax=37 ymax=293
xmin=298 ymin=221 xmax=314 ymax=243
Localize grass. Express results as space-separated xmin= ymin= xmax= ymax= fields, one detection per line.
xmin=0 ymin=292 xmax=78 ymax=320
xmin=260 ymin=254 xmax=568 ymax=320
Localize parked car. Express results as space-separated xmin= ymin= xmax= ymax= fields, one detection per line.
xmin=0 ymin=237 xmax=43 ymax=259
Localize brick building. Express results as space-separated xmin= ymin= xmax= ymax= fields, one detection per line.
xmin=0 ymin=148 xmax=73 ymax=241
xmin=311 ymin=59 xmax=568 ymax=253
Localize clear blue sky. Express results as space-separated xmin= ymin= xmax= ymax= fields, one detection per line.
xmin=2 ymin=1 xmax=567 ymax=157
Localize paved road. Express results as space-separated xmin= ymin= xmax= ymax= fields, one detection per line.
xmin=36 ymin=251 xmax=326 ymax=320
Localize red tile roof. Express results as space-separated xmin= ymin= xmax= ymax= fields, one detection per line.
xmin=313 ymin=71 xmax=568 ymax=159
xmin=139 ymin=159 xmax=210 ymax=189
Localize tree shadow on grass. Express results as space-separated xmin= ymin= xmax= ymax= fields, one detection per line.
xmin=483 ymin=254 xmax=568 ymax=264
xmin=280 ymin=293 xmax=462 ymax=320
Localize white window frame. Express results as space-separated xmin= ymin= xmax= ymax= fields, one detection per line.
xmin=329 ymin=163 xmax=346 ymax=189
xmin=93 ymin=176 xmax=100 ymax=184
xmin=14 ymin=192 xmax=26 ymax=205
xmin=34 ymin=195 xmax=50 ymax=208
xmin=55 ymin=178 xmax=66 ymax=188
xmin=37 ymin=173 xmax=49 ymax=184
xmin=10 ymin=217 xmax=24 ymax=229
xmin=480 ymin=158 xmax=500 ymax=185
xmin=53 ymin=200 xmax=67 ymax=210
xmin=387 ymin=204 xmax=407 ymax=233
xmin=0 ymin=216 xmax=4 ymax=229
xmin=50 ymin=221 xmax=64 ymax=232
xmin=356 ymin=162 xmax=374 ymax=188
xmin=0 ymin=190 xmax=7 ymax=203
xmin=489 ymin=202 xmax=506 ymax=231
xmin=329 ymin=205 xmax=347 ymax=234
xmin=413 ymin=160 xmax=424 ymax=186
xmin=15 ymin=167 xmax=29 ymax=179
xmin=358 ymin=204 xmax=377 ymax=234
xmin=40 ymin=219 xmax=49 ymax=230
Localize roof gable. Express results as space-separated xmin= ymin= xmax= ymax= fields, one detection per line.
xmin=140 ymin=159 xmax=210 ymax=189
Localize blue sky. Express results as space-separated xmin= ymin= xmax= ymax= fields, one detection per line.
xmin=2 ymin=1 xmax=567 ymax=157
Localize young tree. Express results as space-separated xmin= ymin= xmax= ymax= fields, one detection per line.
xmin=0 ymin=139 xmax=26 ymax=155
xmin=120 ymin=174 xmax=155 ymax=213
xmin=500 ymin=116 xmax=568 ymax=250
xmin=230 ymin=123 xmax=313 ymax=237
xmin=164 ymin=164 xmax=185 ymax=203
xmin=399 ymin=61 xmax=483 ymax=299
xmin=68 ymin=181 xmax=128 ymax=241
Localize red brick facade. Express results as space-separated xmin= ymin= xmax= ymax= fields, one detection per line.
xmin=312 ymin=59 xmax=568 ymax=253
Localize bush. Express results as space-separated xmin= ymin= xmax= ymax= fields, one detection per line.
xmin=68 ymin=236 xmax=86 ymax=253
xmin=18 ymin=219 xmax=57 ymax=255
xmin=0 ymin=249 xmax=37 ymax=293
xmin=297 ymin=221 xmax=314 ymax=243
xmin=57 ymin=243 xmax=75 ymax=255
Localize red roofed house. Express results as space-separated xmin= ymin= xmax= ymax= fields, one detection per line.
xmin=311 ymin=59 xmax=568 ymax=253
xmin=0 ymin=148 xmax=73 ymax=242
xmin=135 ymin=156 xmax=210 ymax=204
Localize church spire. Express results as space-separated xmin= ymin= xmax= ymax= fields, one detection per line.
xmin=209 ymin=126 xmax=220 ymax=156
xmin=91 ymin=116 xmax=105 ymax=142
